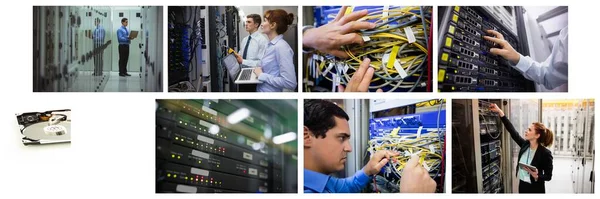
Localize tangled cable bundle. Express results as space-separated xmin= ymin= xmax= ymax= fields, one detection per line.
xmin=368 ymin=131 xmax=443 ymax=181
xmin=306 ymin=6 xmax=432 ymax=92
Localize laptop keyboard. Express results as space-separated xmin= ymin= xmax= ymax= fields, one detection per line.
xmin=239 ymin=69 xmax=253 ymax=81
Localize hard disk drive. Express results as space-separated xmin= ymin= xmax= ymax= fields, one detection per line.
xmin=16 ymin=109 xmax=71 ymax=145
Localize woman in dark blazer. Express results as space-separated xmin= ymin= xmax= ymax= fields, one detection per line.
xmin=489 ymin=103 xmax=554 ymax=193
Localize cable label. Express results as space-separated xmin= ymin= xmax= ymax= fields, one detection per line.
xmin=404 ymin=27 xmax=416 ymax=43
xmin=386 ymin=46 xmax=408 ymax=79
xmin=323 ymin=62 xmax=334 ymax=77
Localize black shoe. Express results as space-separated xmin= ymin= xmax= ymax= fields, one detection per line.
xmin=125 ymin=73 xmax=132 ymax=76
xmin=119 ymin=73 xmax=126 ymax=77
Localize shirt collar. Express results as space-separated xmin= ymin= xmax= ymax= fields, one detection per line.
xmin=250 ymin=31 xmax=262 ymax=39
xmin=304 ymin=168 xmax=330 ymax=193
xmin=269 ymin=34 xmax=284 ymax=45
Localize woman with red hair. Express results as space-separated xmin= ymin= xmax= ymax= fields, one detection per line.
xmin=253 ymin=9 xmax=297 ymax=92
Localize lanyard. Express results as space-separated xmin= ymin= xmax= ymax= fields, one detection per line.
xmin=526 ymin=148 xmax=535 ymax=163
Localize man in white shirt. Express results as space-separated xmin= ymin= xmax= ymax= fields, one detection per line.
xmin=235 ymin=14 xmax=268 ymax=92
xmin=483 ymin=27 xmax=568 ymax=90
xmin=235 ymin=14 xmax=269 ymax=68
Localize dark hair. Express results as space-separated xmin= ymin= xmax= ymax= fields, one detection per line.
xmin=247 ymin=14 xmax=261 ymax=27
xmin=264 ymin=9 xmax=294 ymax=34
xmin=304 ymin=99 xmax=349 ymax=139
xmin=533 ymin=122 xmax=554 ymax=147
xmin=121 ymin=18 xmax=128 ymax=23
xmin=95 ymin=18 xmax=100 ymax=23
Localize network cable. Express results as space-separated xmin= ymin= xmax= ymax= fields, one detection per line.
xmin=305 ymin=6 xmax=432 ymax=92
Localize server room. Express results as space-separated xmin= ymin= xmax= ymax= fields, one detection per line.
xmin=167 ymin=6 xmax=299 ymax=92
xmin=302 ymin=6 xmax=433 ymax=92
xmin=304 ymin=99 xmax=446 ymax=193
xmin=156 ymin=99 xmax=298 ymax=193
xmin=452 ymin=99 xmax=595 ymax=193
xmin=438 ymin=6 xmax=568 ymax=92
xmin=33 ymin=6 xmax=163 ymax=92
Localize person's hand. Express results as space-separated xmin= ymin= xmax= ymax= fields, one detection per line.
xmin=523 ymin=167 xmax=539 ymax=181
xmin=303 ymin=6 xmax=376 ymax=58
xmin=338 ymin=58 xmax=383 ymax=92
xmin=364 ymin=150 xmax=399 ymax=176
xmin=253 ymin=67 xmax=263 ymax=76
xmin=235 ymin=53 xmax=243 ymax=64
xmin=483 ymin=30 xmax=520 ymax=64
xmin=489 ymin=103 xmax=505 ymax=117
xmin=399 ymin=155 xmax=437 ymax=193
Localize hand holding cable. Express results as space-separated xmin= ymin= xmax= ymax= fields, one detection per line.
xmin=303 ymin=6 xmax=376 ymax=58
xmin=338 ymin=58 xmax=383 ymax=92
xmin=399 ymin=154 xmax=437 ymax=193
xmin=364 ymin=150 xmax=400 ymax=176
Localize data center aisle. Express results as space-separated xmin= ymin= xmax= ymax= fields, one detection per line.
xmin=102 ymin=72 xmax=142 ymax=92
xmin=546 ymin=157 xmax=575 ymax=193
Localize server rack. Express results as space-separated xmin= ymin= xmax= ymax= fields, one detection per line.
xmin=156 ymin=99 xmax=296 ymax=193
xmin=452 ymin=99 xmax=514 ymax=193
xmin=438 ymin=6 xmax=534 ymax=92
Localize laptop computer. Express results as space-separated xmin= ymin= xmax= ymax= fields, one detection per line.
xmin=222 ymin=53 xmax=260 ymax=84
xmin=129 ymin=30 xmax=139 ymax=39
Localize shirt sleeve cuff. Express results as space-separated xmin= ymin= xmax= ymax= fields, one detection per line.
xmin=513 ymin=54 xmax=533 ymax=73
xmin=258 ymin=73 xmax=271 ymax=82
xmin=355 ymin=169 xmax=371 ymax=184
xmin=241 ymin=60 xmax=254 ymax=67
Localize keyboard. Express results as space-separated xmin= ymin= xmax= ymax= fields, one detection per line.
xmin=239 ymin=69 xmax=253 ymax=81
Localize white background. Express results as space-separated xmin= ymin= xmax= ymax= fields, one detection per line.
xmin=0 ymin=0 xmax=598 ymax=198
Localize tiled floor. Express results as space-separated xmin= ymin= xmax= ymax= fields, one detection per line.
xmin=71 ymin=71 xmax=110 ymax=92
xmin=102 ymin=71 xmax=143 ymax=92
xmin=546 ymin=156 xmax=594 ymax=193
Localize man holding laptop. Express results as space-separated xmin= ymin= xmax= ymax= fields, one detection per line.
xmin=117 ymin=18 xmax=138 ymax=77
xmin=233 ymin=14 xmax=268 ymax=91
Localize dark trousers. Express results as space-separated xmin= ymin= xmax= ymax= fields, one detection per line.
xmin=118 ymin=44 xmax=129 ymax=74
xmin=93 ymin=43 xmax=103 ymax=76
xmin=519 ymin=180 xmax=543 ymax=193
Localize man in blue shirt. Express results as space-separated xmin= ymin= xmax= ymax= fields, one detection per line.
xmin=304 ymin=99 xmax=437 ymax=193
xmin=93 ymin=18 xmax=105 ymax=76
xmin=117 ymin=18 xmax=132 ymax=77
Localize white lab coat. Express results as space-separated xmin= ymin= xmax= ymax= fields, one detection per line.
xmin=514 ymin=27 xmax=568 ymax=90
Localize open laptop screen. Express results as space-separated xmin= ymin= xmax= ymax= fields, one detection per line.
xmin=222 ymin=54 xmax=240 ymax=80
